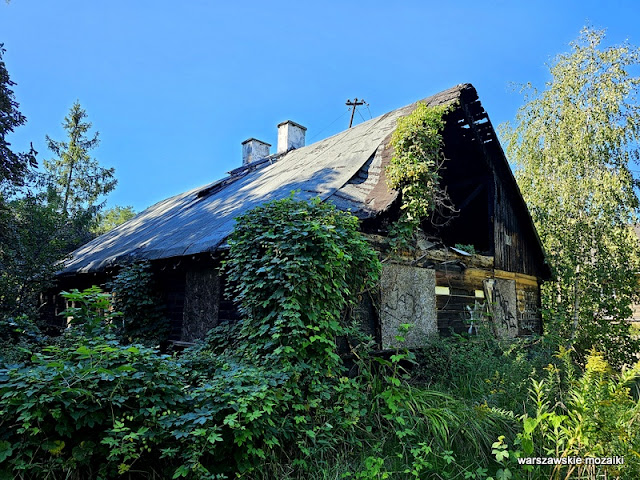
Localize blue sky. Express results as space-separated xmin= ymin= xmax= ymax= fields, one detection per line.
xmin=2 ymin=1 xmax=639 ymax=212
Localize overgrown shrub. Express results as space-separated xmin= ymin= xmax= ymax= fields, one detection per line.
xmin=0 ymin=314 xmax=46 ymax=364
xmin=414 ymin=327 xmax=560 ymax=413
xmin=107 ymin=261 xmax=169 ymax=346
xmin=0 ymin=289 xmax=190 ymax=478
xmin=223 ymin=194 xmax=381 ymax=373
xmin=500 ymin=349 xmax=640 ymax=480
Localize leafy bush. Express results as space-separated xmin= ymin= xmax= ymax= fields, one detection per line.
xmin=0 ymin=336 xmax=189 ymax=478
xmin=0 ymin=288 xmax=289 ymax=479
xmin=0 ymin=314 xmax=46 ymax=364
xmin=493 ymin=349 xmax=640 ymax=480
xmin=59 ymin=285 xmax=120 ymax=336
xmin=107 ymin=261 xmax=169 ymax=346
xmin=224 ymin=194 xmax=381 ymax=373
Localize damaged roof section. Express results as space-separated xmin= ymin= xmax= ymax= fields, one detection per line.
xmin=59 ymin=85 xmax=468 ymax=275
xmin=58 ymin=83 xmax=550 ymax=280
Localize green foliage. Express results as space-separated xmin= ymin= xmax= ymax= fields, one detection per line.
xmin=224 ymin=194 xmax=381 ymax=373
xmin=0 ymin=328 xmax=191 ymax=478
xmin=214 ymin=195 xmax=384 ymax=471
xmin=92 ymin=205 xmax=136 ymax=235
xmin=455 ymin=243 xmax=476 ymax=254
xmin=386 ymin=102 xmax=452 ymax=246
xmin=0 ymin=314 xmax=46 ymax=364
xmin=0 ymin=194 xmax=72 ymax=318
xmin=501 ymin=27 xmax=640 ymax=368
xmin=107 ymin=262 xmax=169 ymax=346
xmin=43 ymin=101 xmax=116 ymax=217
xmin=60 ymin=286 xmax=121 ymax=336
xmin=1 ymin=288 xmax=257 ymax=479
xmin=506 ymin=350 xmax=640 ymax=479
xmin=0 ymin=44 xmax=49 ymax=320
xmin=413 ymin=323 xmax=559 ymax=414
xmin=0 ymin=43 xmax=36 ymax=189
xmin=348 ymin=348 xmax=517 ymax=480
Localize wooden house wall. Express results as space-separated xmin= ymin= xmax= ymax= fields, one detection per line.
xmin=435 ymin=263 xmax=542 ymax=337
xmin=492 ymin=177 xmax=543 ymax=278
xmin=155 ymin=269 xmax=186 ymax=342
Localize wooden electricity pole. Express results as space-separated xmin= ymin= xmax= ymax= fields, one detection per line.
xmin=346 ymin=98 xmax=366 ymax=128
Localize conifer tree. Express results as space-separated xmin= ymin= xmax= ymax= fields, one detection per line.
xmin=43 ymin=101 xmax=116 ymax=217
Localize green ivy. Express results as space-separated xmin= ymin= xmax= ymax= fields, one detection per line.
xmin=386 ymin=102 xmax=452 ymax=246
xmin=107 ymin=261 xmax=169 ymax=346
xmin=224 ymin=194 xmax=381 ymax=374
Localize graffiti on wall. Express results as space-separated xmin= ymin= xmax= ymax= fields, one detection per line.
xmin=518 ymin=288 xmax=540 ymax=333
xmin=380 ymin=265 xmax=437 ymax=348
xmin=484 ymin=278 xmax=519 ymax=338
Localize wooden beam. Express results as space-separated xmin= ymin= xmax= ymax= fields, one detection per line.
xmin=456 ymin=183 xmax=484 ymax=211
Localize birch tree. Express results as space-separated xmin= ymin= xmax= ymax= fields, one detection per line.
xmin=502 ymin=27 xmax=640 ymax=368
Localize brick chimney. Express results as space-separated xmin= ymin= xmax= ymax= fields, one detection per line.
xmin=241 ymin=138 xmax=271 ymax=165
xmin=277 ymin=120 xmax=306 ymax=154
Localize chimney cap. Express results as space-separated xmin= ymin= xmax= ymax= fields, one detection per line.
xmin=241 ymin=137 xmax=271 ymax=146
xmin=277 ymin=120 xmax=307 ymax=131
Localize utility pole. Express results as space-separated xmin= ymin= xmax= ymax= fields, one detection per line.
xmin=346 ymin=98 xmax=366 ymax=128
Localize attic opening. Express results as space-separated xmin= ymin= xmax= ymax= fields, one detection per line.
xmin=423 ymin=108 xmax=494 ymax=255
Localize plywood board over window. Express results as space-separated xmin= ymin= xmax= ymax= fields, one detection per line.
xmin=182 ymin=268 xmax=220 ymax=342
xmin=380 ymin=264 xmax=437 ymax=348
xmin=484 ymin=278 xmax=518 ymax=338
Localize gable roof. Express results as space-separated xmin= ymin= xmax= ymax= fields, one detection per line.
xmin=59 ymin=85 xmax=466 ymax=275
xmin=58 ymin=84 xmax=547 ymax=277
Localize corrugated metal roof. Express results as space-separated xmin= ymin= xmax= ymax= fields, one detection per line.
xmin=58 ymin=84 xmax=469 ymax=275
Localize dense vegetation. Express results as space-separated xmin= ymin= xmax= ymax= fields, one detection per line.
xmin=1 ymin=27 xmax=640 ymax=480
xmin=502 ymin=27 xmax=640 ymax=369
xmin=2 ymin=196 xmax=639 ymax=479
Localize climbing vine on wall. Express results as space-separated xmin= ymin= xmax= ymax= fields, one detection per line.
xmin=386 ymin=102 xmax=453 ymax=245
xmin=107 ymin=261 xmax=169 ymax=346
xmin=224 ymin=195 xmax=381 ymax=373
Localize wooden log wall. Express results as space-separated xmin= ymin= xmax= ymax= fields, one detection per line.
xmin=435 ymin=262 xmax=542 ymax=337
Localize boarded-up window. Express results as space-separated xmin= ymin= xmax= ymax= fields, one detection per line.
xmin=485 ymin=278 xmax=518 ymax=338
xmin=182 ymin=269 xmax=220 ymax=342
xmin=380 ymin=265 xmax=437 ymax=348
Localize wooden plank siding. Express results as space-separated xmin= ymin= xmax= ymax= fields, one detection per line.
xmin=436 ymin=264 xmax=542 ymax=337
xmin=493 ymin=179 xmax=541 ymax=277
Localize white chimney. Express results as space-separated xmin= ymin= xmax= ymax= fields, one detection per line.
xmin=241 ymin=138 xmax=271 ymax=165
xmin=277 ymin=120 xmax=307 ymax=154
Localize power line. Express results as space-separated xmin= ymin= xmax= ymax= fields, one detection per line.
xmin=308 ymin=109 xmax=351 ymax=142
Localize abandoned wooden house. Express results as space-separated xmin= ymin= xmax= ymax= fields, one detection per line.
xmin=50 ymin=83 xmax=550 ymax=348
